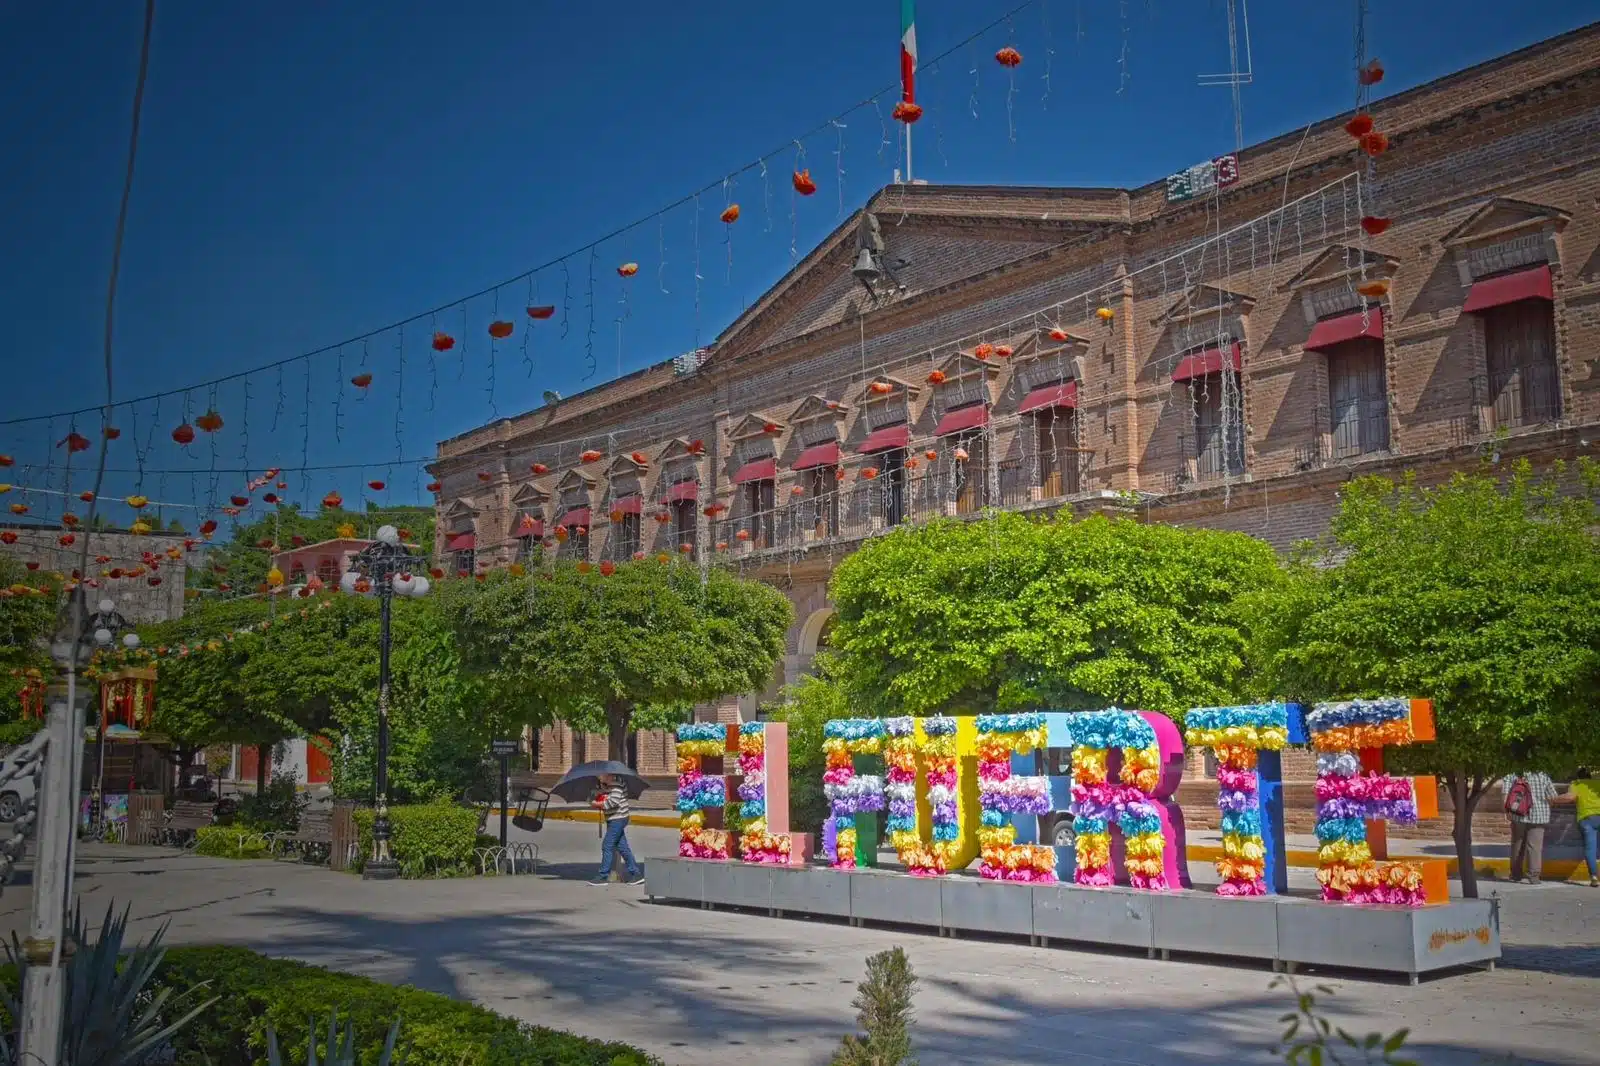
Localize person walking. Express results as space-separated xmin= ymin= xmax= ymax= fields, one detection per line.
xmin=588 ymin=773 xmax=645 ymax=887
xmin=1552 ymin=767 xmax=1599 ymax=887
xmin=1503 ymin=770 xmax=1558 ymax=884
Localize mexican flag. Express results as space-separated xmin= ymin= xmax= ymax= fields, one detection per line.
xmin=900 ymin=0 xmax=918 ymax=104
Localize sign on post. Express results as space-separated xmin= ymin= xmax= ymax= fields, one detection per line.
xmin=491 ymin=740 xmax=518 ymax=846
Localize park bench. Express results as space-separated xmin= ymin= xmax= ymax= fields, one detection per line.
xmin=271 ymin=808 xmax=336 ymax=864
xmin=161 ymin=799 xmax=217 ymax=848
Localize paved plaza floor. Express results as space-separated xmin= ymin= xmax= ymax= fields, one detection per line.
xmin=2 ymin=821 xmax=1596 ymax=1066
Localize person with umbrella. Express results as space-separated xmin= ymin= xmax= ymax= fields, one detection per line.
xmin=552 ymin=760 xmax=648 ymax=886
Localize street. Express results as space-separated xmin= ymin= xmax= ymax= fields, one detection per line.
xmin=3 ymin=820 xmax=1596 ymax=1065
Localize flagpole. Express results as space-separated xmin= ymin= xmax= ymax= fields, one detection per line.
xmin=906 ymin=124 xmax=913 ymax=183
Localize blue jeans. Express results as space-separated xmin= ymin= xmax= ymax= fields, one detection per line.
xmin=1581 ymin=814 xmax=1600 ymax=879
xmin=599 ymin=817 xmax=641 ymax=879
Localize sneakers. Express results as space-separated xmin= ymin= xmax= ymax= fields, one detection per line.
xmin=1588 ymin=878 xmax=1598 ymax=888
xmin=586 ymin=877 xmax=609 ymax=886
xmin=626 ymin=873 xmax=647 ymax=886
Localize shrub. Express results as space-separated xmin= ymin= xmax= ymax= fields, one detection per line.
xmin=832 ymin=947 xmax=918 ymax=1066
xmin=192 ymin=825 xmax=272 ymax=860
xmin=235 ymin=777 xmax=305 ymax=832
xmin=0 ymin=719 xmax=44 ymax=747
xmin=351 ymin=800 xmax=478 ymax=877
xmin=155 ymin=947 xmax=661 ymax=1066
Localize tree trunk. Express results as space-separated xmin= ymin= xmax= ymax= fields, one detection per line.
xmin=605 ymin=700 xmax=633 ymax=764
xmin=1448 ymin=770 xmax=1482 ymax=899
xmin=256 ymin=742 xmax=271 ymax=794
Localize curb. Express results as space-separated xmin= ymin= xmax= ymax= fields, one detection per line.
xmin=523 ymin=809 xmax=1590 ymax=882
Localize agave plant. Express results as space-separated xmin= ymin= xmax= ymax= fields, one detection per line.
xmin=2 ymin=903 xmax=215 ymax=1066
xmin=266 ymin=1013 xmax=401 ymax=1066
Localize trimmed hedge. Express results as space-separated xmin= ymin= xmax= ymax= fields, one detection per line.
xmin=152 ymin=947 xmax=661 ymax=1066
xmin=192 ymin=825 xmax=271 ymax=860
xmin=351 ymin=800 xmax=479 ymax=877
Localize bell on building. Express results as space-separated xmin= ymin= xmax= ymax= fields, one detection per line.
xmin=851 ymin=248 xmax=881 ymax=284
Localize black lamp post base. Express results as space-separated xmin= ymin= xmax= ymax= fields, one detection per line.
xmin=362 ymin=857 xmax=400 ymax=881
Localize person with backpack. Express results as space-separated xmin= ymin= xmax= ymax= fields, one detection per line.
xmin=1502 ymin=771 xmax=1558 ymax=884
xmin=1552 ymin=767 xmax=1599 ymax=887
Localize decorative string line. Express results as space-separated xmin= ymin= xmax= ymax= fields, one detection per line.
xmin=15 ymin=174 xmax=1361 ymax=504
xmin=1 ymin=1 xmax=1040 ymax=430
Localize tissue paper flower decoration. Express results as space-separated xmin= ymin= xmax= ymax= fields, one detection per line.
xmin=1069 ymin=707 xmax=1171 ymax=889
xmin=1185 ymin=703 xmax=1291 ymax=751
xmin=1305 ymin=698 xmax=1412 ymax=752
xmin=973 ymin=713 xmax=1056 ymax=883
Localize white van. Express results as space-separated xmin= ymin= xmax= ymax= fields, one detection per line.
xmin=0 ymin=747 xmax=38 ymax=822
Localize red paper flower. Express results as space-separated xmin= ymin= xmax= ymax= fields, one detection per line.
xmin=1345 ymin=113 xmax=1374 ymax=138
xmin=530 ymin=463 xmax=549 ymax=475
xmin=1049 ymin=327 xmax=1070 ymax=342
xmin=1358 ymin=59 xmax=1385 ymax=86
xmin=351 ymin=372 xmax=373 ymax=389
xmin=488 ymin=321 xmax=514 ymax=339
xmin=104 ymin=426 xmax=121 ymax=440
xmin=720 ymin=204 xmax=740 ymax=224
xmin=995 ymin=46 xmax=1023 ymax=68
xmin=617 ymin=263 xmax=639 ymax=277
xmin=59 ymin=432 xmax=91 ymax=452
xmin=426 ymin=481 xmax=442 ymax=492
xmin=231 ymin=495 xmax=249 ymax=507
xmin=580 ymin=449 xmax=603 ymax=463
xmin=0 ymin=455 xmax=11 ymax=467
xmin=599 ymin=560 xmax=616 ymax=576
xmin=79 ymin=491 xmax=95 ymax=502
xmin=1360 ymin=216 xmax=1391 ymax=236
xmin=1359 ymin=131 xmax=1390 ymax=156
xmin=527 ymin=305 xmax=556 ymax=320
xmin=792 ymin=169 xmax=817 ymax=195
xmin=322 ymin=492 xmax=343 ymax=509
xmin=892 ymin=100 xmax=923 ymax=123
xmin=171 ymin=423 xmax=196 ymax=445
xmin=195 ymin=410 xmax=224 ymax=433
xmin=199 ymin=520 xmax=218 ymax=536
xmin=432 ymin=332 xmax=456 ymax=351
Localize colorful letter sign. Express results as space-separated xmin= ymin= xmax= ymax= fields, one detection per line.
xmin=1069 ymin=709 xmax=1187 ymax=889
xmin=1307 ymin=698 xmax=1446 ymax=906
xmin=975 ymin=714 xmax=1056 ymax=882
xmin=1184 ymin=703 xmax=1307 ymax=895
xmin=882 ymin=716 xmax=980 ymax=875
xmin=677 ymin=722 xmax=732 ymax=859
xmin=823 ymin=719 xmax=886 ymax=869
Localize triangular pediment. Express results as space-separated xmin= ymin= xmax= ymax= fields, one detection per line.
xmin=1028 ymin=325 xmax=1089 ymax=354
xmin=556 ymin=469 xmax=596 ymax=492
xmin=1284 ymin=246 xmax=1398 ymax=291
xmin=442 ymin=497 xmax=477 ymax=520
xmin=930 ymin=351 xmax=1000 ymax=384
xmin=510 ymin=483 xmax=548 ymax=507
xmin=855 ymin=375 xmax=920 ymax=405
xmin=1156 ymin=283 xmax=1256 ymax=325
xmin=657 ymin=437 xmax=707 ymax=463
xmin=790 ymin=394 xmax=848 ymax=423
xmin=727 ymin=413 xmax=785 ymax=441
xmin=1442 ymin=198 xmax=1569 ymax=246
xmin=606 ymin=453 xmax=649 ymax=479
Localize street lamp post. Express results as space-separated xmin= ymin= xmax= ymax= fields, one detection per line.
xmin=87 ymin=598 xmax=137 ymax=837
xmin=341 ymin=525 xmax=428 ymax=881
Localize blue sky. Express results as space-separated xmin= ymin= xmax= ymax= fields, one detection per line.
xmin=0 ymin=1 xmax=1591 ymax=522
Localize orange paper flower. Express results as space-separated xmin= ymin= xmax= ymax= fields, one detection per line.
xmin=995 ymin=46 xmax=1022 ymax=68
xmin=527 ymin=305 xmax=556 ymax=319
xmin=580 ymin=449 xmax=603 ymax=462
xmin=720 ymin=204 xmax=740 ymax=224
xmin=892 ymin=100 xmax=923 ymax=124
xmin=195 ymin=410 xmax=224 ymax=433
xmin=792 ymin=169 xmax=817 ymax=195
xmin=432 ymin=331 xmax=456 ymax=351
xmin=1345 ymin=113 xmax=1373 ymax=138
xmin=350 ymin=372 xmax=373 ymax=388
xmin=488 ymin=320 xmax=514 ymax=339
xmin=1358 ymin=59 xmax=1385 ymax=86
xmin=617 ymin=263 xmax=639 ymax=277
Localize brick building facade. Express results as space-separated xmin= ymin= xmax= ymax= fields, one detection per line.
xmin=431 ymin=26 xmax=1600 ymax=791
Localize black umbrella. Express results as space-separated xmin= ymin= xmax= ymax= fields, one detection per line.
xmin=550 ymin=760 xmax=650 ymax=803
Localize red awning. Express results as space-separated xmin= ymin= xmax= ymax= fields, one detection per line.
xmin=556 ymin=508 xmax=591 ymax=529
xmin=1305 ymin=308 xmax=1383 ymax=352
xmin=1462 ymin=265 xmax=1553 ymax=314
xmin=663 ymin=480 xmax=699 ymax=503
xmin=446 ymin=533 xmax=475 ymax=552
xmin=1172 ymin=343 xmax=1242 ymax=382
xmin=732 ymin=457 xmax=776 ymax=484
xmin=793 ymin=441 xmax=841 ymax=470
xmin=514 ymin=515 xmax=543 ymax=538
xmin=934 ymin=405 xmax=990 ymax=437
xmin=1017 ymin=380 xmax=1079 ymax=414
xmin=858 ymin=423 xmax=910 ymax=454
xmin=610 ymin=495 xmax=642 ymax=515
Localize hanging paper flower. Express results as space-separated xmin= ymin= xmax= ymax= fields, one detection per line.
xmin=599 ymin=560 xmax=616 ymax=576
xmin=432 ymin=332 xmax=456 ymax=351
xmin=104 ymin=426 xmax=121 ymax=440
xmin=0 ymin=455 xmax=11 ymax=467
xmin=609 ymin=508 xmax=625 ymax=523
xmin=61 ymin=513 xmax=79 ymax=527
xmin=1359 ymin=131 xmax=1390 ymax=156
xmin=266 ymin=568 xmax=285 ymax=588
xmin=861 ymin=467 xmax=879 ymax=480
xmin=322 ymin=491 xmax=343 ymax=509
xmin=170 ymin=422 xmax=196 ymax=446
xmin=8 ymin=503 xmax=27 ymax=515
xmin=1357 ymin=279 xmax=1391 ymax=299
xmin=790 ymin=485 xmax=805 ymax=496
xmin=720 ymin=204 xmax=740 ymax=224
xmin=678 ymin=542 xmax=693 ymax=553
xmin=262 ymin=492 xmax=279 ymax=504
xmin=347 ymin=372 xmax=373 ymax=390
xmin=530 ymin=463 xmax=549 ymax=475
xmin=527 ymin=305 xmax=556 ymax=320
xmin=230 ymin=495 xmax=249 ymax=507
xmin=653 ymin=511 xmax=670 ymax=523
xmin=715 ymin=540 xmax=729 ymax=551
xmin=79 ymin=491 xmax=96 ymax=502
xmin=507 ymin=562 xmax=526 ymax=577
xmin=686 ymin=439 xmax=706 ymax=454
xmin=974 ymin=343 xmax=994 ymax=360
xmin=580 ymin=449 xmax=603 ymax=462
xmin=129 ymin=520 xmax=151 ymax=535
xmin=59 ymin=432 xmax=91 ymax=452
xmin=1049 ymin=327 xmax=1071 ymax=342
xmin=953 ymin=447 xmax=970 ymax=462
xmin=892 ymin=100 xmax=923 ymax=124
xmin=924 ymin=449 xmax=938 ymax=461
xmin=488 ymin=321 xmax=514 ymax=339
xmin=256 ymin=537 xmax=275 ymax=549
xmin=368 ymin=480 xmax=385 ymax=491
xmin=554 ymin=525 xmax=569 ymax=541
xmin=995 ymin=46 xmax=1023 ymax=68
xmin=869 ymin=381 xmax=894 ymax=395
xmin=276 ymin=480 xmax=287 ymax=489
xmin=656 ymin=552 xmax=671 ymax=564
xmin=1345 ymin=113 xmax=1373 ymax=138
xmin=735 ymin=529 xmax=751 ymax=541
xmin=576 ymin=560 xmax=593 ymax=574
xmin=630 ymin=451 xmax=649 ymax=465
xmin=0 ymin=532 xmax=17 ymax=545
xmin=199 ymin=519 xmax=217 ymax=537
xmin=426 ymin=481 xmax=442 ymax=492
xmin=632 ymin=551 xmax=647 ymax=561
xmin=59 ymin=533 xmax=75 ymax=546
xmin=196 ymin=410 xmax=224 ymax=433
xmin=336 ymin=522 xmax=357 ymax=538
xmin=792 ymin=169 xmax=817 ymax=195
xmin=1358 ymin=59 xmax=1385 ymax=86
xmin=222 ymin=507 xmax=240 ymax=517
xmin=125 ymin=494 xmax=148 ymax=509
xmin=354 ymin=578 xmax=372 ymax=594
xmin=1361 ymin=216 xmax=1391 ymax=236
xmin=926 ymin=370 xmax=947 ymax=385
xmin=1096 ymin=306 xmax=1116 ymax=322
xmin=24 ymin=561 xmax=39 ymax=571
xmin=429 ymin=566 xmax=445 ymax=579
xmin=994 ymin=344 xmax=1014 ymax=358
xmin=617 ymin=263 xmax=639 ymax=277
xmin=905 ymin=457 xmax=919 ymax=470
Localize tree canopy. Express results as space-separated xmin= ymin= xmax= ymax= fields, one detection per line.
xmin=186 ymin=502 xmax=435 ymax=595
xmin=444 ymin=560 xmax=793 ymax=760
xmin=826 ymin=512 xmax=1283 ymax=718
xmin=1247 ymin=460 xmax=1600 ymax=896
xmin=1 ymin=555 xmax=59 ymax=733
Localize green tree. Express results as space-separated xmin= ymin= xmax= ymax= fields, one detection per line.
xmin=827 ymin=513 xmax=1282 ymax=718
xmin=1248 ymin=462 xmax=1600 ymax=898
xmin=832 ymin=947 xmax=919 ymax=1066
xmin=769 ymin=661 xmax=849 ymax=833
xmin=186 ymin=503 xmax=435 ymax=595
xmin=0 ymin=555 xmax=59 ymax=719
xmin=445 ymin=561 xmax=793 ymax=762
